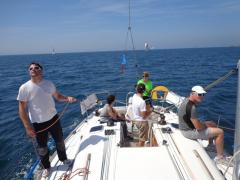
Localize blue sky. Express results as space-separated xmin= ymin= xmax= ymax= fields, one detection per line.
xmin=0 ymin=0 xmax=240 ymax=55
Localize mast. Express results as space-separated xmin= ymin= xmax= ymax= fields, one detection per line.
xmin=234 ymin=60 xmax=240 ymax=180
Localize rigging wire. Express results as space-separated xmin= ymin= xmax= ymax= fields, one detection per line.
xmin=223 ymin=149 xmax=240 ymax=176
xmin=202 ymin=67 xmax=238 ymax=132
xmin=123 ymin=0 xmax=141 ymax=78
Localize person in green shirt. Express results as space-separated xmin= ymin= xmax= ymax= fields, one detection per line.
xmin=137 ymin=71 xmax=153 ymax=100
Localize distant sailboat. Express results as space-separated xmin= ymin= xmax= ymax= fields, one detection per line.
xmin=52 ymin=48 xmax=56 ymax=55
xmin=145 ymin=42 xmax=154 ymax=51
xmin=144 ymin=42 xmax=150 ymax=51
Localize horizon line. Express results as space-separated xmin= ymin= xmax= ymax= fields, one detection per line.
xmin=0 ymin=45 xmax=239 ymax=57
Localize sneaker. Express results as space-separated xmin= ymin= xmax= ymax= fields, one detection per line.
xmin=42 ymin=168 xmax=50 ymax=178
xmin=63 ymin=159 xmax=73 ymax=166
xmin=214 ymin=156 xmax=234 ymax=167
xmin=145 ymin=140 xmax=150 ymax=145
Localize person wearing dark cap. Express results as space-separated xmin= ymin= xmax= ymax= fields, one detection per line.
xmin=178 ymin=85 xmax=231 ymax=166
xmin=137 ymin=71 xmax=153 ymax=100
xmin=132 ymin=83 xmax=153 ymax=146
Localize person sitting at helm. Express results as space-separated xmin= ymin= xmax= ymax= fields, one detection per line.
xmin=137 ymin=71 xmax=153 ymax=112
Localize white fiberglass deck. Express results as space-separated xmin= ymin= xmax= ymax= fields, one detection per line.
xmin=36 ymin=107 xmax=232 ymax=180
xmin=114 ymin=147 xmax=181 ymax=180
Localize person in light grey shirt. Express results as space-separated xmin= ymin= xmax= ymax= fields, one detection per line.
xmin=178 ymin=85 xmax=226 ymax=163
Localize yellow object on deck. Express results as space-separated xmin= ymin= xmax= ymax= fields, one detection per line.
xmin=151 ymin=86 xmax=169 ymax=100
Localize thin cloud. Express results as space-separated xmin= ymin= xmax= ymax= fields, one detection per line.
xmin=127 ymin=0 xmax=240 ymax=17
xmin=218 ymin=1 xmax=240 ymax=12
xmin=0 ymin=0 xmax=239 ymax=55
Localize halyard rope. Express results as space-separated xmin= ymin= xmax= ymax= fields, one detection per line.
xmin=124 ymin=0 xmax=141 ymax=78
xmin=26 ymin=102 xmax=71 ymax=180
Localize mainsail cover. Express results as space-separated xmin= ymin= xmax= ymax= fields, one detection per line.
xmin=165 ymin=91 xmax=184 ymax=109
xmin=80 ymin=94 xmax=98 ymax=115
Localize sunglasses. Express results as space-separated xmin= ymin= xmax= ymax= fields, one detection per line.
xmin=29 ymin=66 xmax=41 ymax=71
xmin=197 ymin=93 xmax=205 ymax=97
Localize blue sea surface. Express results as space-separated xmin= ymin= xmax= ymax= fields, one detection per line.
xmin=0 ymin=47 xmax=239 ymax=179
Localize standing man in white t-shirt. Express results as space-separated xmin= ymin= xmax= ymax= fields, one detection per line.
xmin=132 ymin=83 xmax=152 ymax=146
xmin=17 ymin=62 xmax=76 ymax=178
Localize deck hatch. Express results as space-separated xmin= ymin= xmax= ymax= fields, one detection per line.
xmin=90 ymin=125 xmax=103 ymax=132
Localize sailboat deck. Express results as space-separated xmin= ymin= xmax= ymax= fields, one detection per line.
xmin=34 ymin=107 xmax=233 ymax=180
xmin=114 ymin=147 xmax=181 ymax=180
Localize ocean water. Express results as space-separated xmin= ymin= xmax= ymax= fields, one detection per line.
xmin=0 ymin=47 xmax=239 ymax=179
